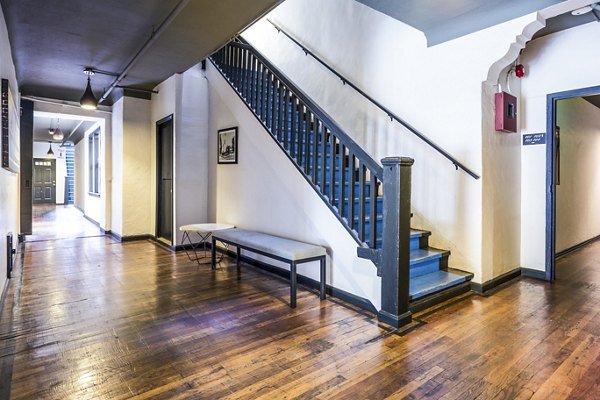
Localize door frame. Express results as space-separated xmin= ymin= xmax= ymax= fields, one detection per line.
xmin=155 ymin=114 xmax=174 ymax=245
xmin=545 ymin=84 xmax=600 ymax=280
xmin=33 ymin=157 xmax=56 ymax=204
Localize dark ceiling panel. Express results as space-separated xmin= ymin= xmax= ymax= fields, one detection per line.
xmin=0 ymin=0 xmax=282 ymax=103
xmin=354 ymin=0 xmax=563 ymax=46
xmin=584 ymin=95 xmax=600 ymax=109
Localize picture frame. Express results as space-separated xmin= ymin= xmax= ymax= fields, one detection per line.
xmin=217 ymin=127 xmax=238 ymax=164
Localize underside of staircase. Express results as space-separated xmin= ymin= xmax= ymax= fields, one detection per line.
xmin=210 ymin=38 xmax=473 ymax=318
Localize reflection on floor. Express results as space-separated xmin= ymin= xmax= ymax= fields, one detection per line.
xmin=29 ymin=204 xmax=103 ymax=242
xmin=1 ymin=232 xmax=600 ymax=398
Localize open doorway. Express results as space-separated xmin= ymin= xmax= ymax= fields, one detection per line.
xmin=546 ymin=85 xmax=600 ymax=280
xmin=28 ymin=111 xmax=103 ymax=242
xmin=156 ymin=115 xmax=174 ymax=245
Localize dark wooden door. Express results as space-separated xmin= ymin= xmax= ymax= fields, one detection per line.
xmin=156 ymin=116 xmax=173 ymax=243
xmin=33 ymin=159 xmax=55 ymax=204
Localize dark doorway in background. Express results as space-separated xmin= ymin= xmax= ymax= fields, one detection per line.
xmin=33 ymin=158 xmax=55 ymax=204
xmin=156 ymin=115 xmax=173 ymax=245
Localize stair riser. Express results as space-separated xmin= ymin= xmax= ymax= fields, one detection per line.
xmin=410 ymin=255 xmax=448 ymax=278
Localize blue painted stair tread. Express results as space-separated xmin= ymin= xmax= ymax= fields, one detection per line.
xmin=410 ymin=269 xmax=473 ymax=300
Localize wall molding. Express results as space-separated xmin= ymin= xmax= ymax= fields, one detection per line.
xmin=471 ymin=267 xmax=522 ymax=293
xmin=555 ymin=234 xmax=600 ymax=259
xmin=111 ymin=232 xmax=154 ymax=243
xmin=521 ymin=268 xmax=547 ymax=280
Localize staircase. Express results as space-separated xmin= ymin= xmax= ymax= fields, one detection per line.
xmin=210 ymin=38 xmax=472 ymax=322
xmin=64 ymin=143 xmax=75 ymax=205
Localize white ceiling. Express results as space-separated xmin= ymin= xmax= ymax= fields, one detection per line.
xmin=33 ymin=114 xmax=96 ymax=144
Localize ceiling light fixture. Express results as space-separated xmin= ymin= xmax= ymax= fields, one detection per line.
xmin=47 ymin=142 xmax=54 ymax=156
xmin=52 ymin=118 xmax=64 ymax=141
xmin=80 ymin=68 xmax=98 ymax=110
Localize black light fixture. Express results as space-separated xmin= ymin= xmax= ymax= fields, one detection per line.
xmin=47 ymin=141 xmax=54 ymax=156
xmin=80 ymin=68 xmax=98 ymax=110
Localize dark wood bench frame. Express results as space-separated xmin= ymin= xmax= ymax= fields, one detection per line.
xmin=211 ymin=236 xmax=326 ymax=308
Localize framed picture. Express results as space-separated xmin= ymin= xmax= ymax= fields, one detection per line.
xmin=217 ymin=127 xmax=238 ymax=164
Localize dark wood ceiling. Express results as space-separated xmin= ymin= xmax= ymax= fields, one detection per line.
xmin=0 ymin=0 xmax=282 ymax=104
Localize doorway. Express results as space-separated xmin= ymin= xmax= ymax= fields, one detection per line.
xmin=546 ymin=84 xmax=600 ymax=280
xmin=33 ymin=158 xmax=56 ymax=204
xmin=156 ymin=115 xmax=174 ymax=244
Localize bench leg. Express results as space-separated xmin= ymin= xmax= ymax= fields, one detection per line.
xmin=320 ymin=256 xmax=326 ymax=300
xmin=236 ymin=246 xmax=241 ymax=269
xmin=211 ymin=237 xmax=217 ymax=270
xmin=290 ymin=261 xmax=297 ymax=308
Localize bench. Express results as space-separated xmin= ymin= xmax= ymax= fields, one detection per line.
xmin=211 ymin=229 xmax=326 ymax=308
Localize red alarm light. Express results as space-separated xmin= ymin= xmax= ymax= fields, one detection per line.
xmin=515 ymin=64 xmax=525 ymax=78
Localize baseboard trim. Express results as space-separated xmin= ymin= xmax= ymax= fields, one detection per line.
xmin=220 ymin=248 xmax=378 ymax=314
xmin=471 ymin=267 xmax=521 ymax=294
xmin=521 ymin=268 xmax=547 ymax=280
xmin=377 ymin=310 xmax=412 ymax=328
xmin=111 ymin=232 xmax=154 ymax=243
xmin=83 ymin=214 xmax=100 ymax=227
xmin=556 ymin=234 xmax=600 ymax=259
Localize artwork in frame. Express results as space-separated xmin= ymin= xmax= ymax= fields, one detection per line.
xmin=217 ymin=127 xmax=238 ymax=164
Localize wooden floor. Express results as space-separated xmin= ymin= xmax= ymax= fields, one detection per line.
xmin=28 ymin=204 xmax=103 ymax=242
xmin=1 ymin=236 xmax=600 ymax=399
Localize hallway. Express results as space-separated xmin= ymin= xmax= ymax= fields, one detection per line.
xmin=1 ymin=236 xmax=600 ymax=399
xmin=28 ymin=205 xmax=104 ymax=242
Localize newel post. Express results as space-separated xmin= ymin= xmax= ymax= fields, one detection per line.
xmin=379 ymin=157 xmax=414 ymax=328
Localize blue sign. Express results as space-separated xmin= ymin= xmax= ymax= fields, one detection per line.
xmin=523 ymin=133 xmax=546 ymax=146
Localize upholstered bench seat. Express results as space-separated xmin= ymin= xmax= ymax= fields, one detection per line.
xmin=211 ymin=229 xmax=326 ymax=308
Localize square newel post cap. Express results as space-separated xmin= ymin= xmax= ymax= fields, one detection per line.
xmin=381 ymin=157 xmax=414 ymax=167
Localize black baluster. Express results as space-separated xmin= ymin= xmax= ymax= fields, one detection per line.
xmin=320 ymin=128 xmax=327 ymax=194
xmin=329 ymin=134 xmax=336 ymax=205
xmin=358 ymin=162 xmax=366 ymax=243
xmin=369 ymin=172 xmax=377 ymax=248
xmin=312 ymin=119 xmax=319 ymax=185
xmin=297 ymin=104 xmax=304 ymax=165
xmin=348 ymin=152 xmax=356 ymax=231
xmin=339 ymin=144 xmax=346 ymax=220
xmin=290 ymin=95 xmax=297 ymax=159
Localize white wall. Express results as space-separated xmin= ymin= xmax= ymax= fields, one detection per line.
xmin=150 ymin=69 xmax=209 ymax=246
xmin=82 ymin=122 xmax=103 ymax=226
xmin=74 ymin=140 xmax=85 ymax=210
xmin=206 ymin=63 xmax=381 ymax=307
xmin=555 ymin=97 xmax=600 ymax=252
xmin=520 ymin=21 xmax=600 ymax=271
xmin=111 ymin=96 xmax=152 ymax=237
xmin=242 ymin=0 xmax=535 ymax=283
xmin=0 ymin=3 xmax=19 ymax=298
xmin=176 ymin=66 xmax=209 ymax=244
xmin=32 ymin=141 xmax=67 ymax=204
xmin=151 ymin=75 xmax=179 ymax=242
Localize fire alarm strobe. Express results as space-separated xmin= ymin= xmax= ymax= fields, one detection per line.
xmin=495 ymin=91 xmax=517 ymax=133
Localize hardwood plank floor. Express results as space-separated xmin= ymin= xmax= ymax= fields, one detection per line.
xmin=28 ymin=205 xmax=103 ymax=242
xmin=1 ymin=236 xmax=600 ymax=399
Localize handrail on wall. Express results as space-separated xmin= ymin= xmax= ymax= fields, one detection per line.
xmin=266 ymin=19 xmax=480 ymax=180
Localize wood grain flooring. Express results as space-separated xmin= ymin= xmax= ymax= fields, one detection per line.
xmin=1 ymin=235 xmax=600 ymax=399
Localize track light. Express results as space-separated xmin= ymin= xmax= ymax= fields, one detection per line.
xmin=47 ymin=142 xmax=54 ymax=156
xmin=80 ymin=68 xmax=98 ymax=110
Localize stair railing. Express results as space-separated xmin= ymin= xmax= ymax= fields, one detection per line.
xmin=267 ymin=19 xmax=480 ymax=180
xmin=210 ymin=39 xmax=413 ymax=327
